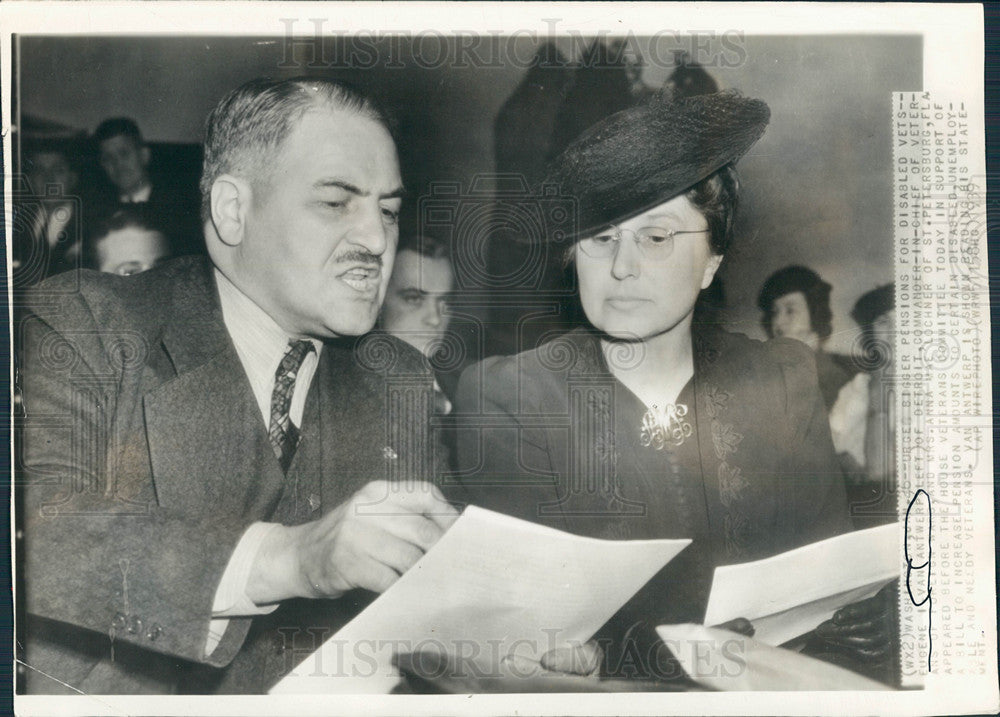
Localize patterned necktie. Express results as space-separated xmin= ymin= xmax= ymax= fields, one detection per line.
xmin=268 ymin=339 xmax=315 ymax=472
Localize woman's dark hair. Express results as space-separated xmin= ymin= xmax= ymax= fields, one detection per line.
xmin=686 ymin=163 xmax=740 ymax=256
xmin=757 ymin=265 xmax=833 ymax=340
xmin=851 ymin=282 xmax=894 ymax=354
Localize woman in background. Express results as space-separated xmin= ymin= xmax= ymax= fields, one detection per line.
xmin=757 ymin=265 xmax=857 ymax=410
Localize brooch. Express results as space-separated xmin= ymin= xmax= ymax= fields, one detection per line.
xmin=640 ymin=403 xmax=693 ymax=450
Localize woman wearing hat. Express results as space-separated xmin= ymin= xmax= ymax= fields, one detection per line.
xmin=757 ymin=265 xmax=858 ymax=410
xmin=452 ymin=91 xmax=895 ymax=684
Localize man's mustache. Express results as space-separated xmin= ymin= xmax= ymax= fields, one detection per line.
xmin=335 ymin=250 xmax=383 ymax=267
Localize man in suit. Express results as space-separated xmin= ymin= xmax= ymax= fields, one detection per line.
xmin=91 ymin=117 xmax=202 ymax=256
xmin=18 ymin=77 xmax=457 ymax=694
xmin=380 ymin=233 xmax=457 ymax=414
xmin=13 ymin=137 xmax=85 ymax=286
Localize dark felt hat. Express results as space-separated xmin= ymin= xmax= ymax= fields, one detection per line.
xmin=543 ymin=89 xmax=770 ymax=241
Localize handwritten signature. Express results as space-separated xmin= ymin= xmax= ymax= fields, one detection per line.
xmin=904 ymin=489 xmax=932 ymax=671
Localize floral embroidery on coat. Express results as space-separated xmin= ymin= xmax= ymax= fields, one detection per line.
xmin=703 ymin=380 xmax=749 ymax=559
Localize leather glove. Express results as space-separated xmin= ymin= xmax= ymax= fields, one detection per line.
xmin=801 ymin=580 xmax=899 ymax=686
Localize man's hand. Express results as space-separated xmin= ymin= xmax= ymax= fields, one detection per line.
xmin=246 ymin=480 xmax=459 ymax=604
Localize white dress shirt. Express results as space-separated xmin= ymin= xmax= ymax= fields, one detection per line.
xmin=34 ymin=200 xmax=77 ymax=249
xmin=120 ymin=183 xmax=153 ymax=203
xmin=206 ymin=269 xmax=322 ymax=655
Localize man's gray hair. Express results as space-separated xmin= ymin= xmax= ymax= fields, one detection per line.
xmin=199 ymin=76 xmax=393 ymax=222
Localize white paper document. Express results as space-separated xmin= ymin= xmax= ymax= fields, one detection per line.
xmin=702 ymin=523 xmax=899 ymax=646
xmin=271 ymin=505 xmax=690 ymax=694
xmin=655 ymin=624 xmax=890 ymax=691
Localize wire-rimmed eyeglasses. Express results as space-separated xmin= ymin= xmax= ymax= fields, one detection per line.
xmin=577 ymin=226 xmax=710 ymax=262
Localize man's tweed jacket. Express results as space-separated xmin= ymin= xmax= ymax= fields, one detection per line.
xmin=19 ymin=256 xmax=445 ymax=693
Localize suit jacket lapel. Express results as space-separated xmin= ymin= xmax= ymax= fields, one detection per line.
xmin=157 ymin=260 xmax=230 ymax=375
xmin=282 ymin=339 xmax=387 ymax=525
xmin=558 ymin=329 xmax=648 ymax=519
xmin=315 ymin=340 xmax=394 ymax=503
xmin=142 ymin=261 xmax=285 ymax=519
xmin=309 ymin=336 xmax=439 ymax=508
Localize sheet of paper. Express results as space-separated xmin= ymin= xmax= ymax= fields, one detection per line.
xmin=702 ymin=523 xmax=899 ymax=646
xmin=271 ymin=505 xmax=690 ymax=694
xmin=656 ymin=624 xmax=890 ymax=691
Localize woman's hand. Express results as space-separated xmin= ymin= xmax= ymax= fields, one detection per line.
xmin=539 ymin=641 xmax=603 ymax=676
xmin=712 ymin=617 xmax=756 ymax=636
xmin=537 ymin=617 xmax=755 ymax=677
xmin=801 ymin=581 xmax=899 ymax=685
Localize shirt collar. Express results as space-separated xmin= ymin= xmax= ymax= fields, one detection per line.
xmin=214 ymin=268 xmax=323 ymax=379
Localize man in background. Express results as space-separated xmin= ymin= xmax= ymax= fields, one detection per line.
xmin=92 ymin=117 xmax=202 ymax=255
xmin=13 ymin=136 xmax=84 ymax=285
xmin=380 ymin=233 xmax=458 ymax=414
xmin=87 ymin=204 xmax=173 ymax=276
